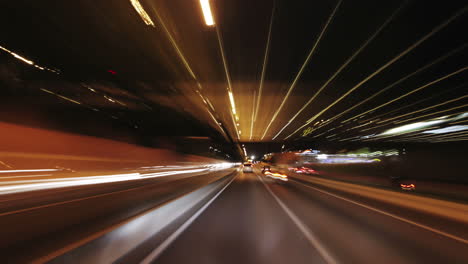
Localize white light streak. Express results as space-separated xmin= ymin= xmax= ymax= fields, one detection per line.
xmin=200 ymin=0 xmax=215 ymax=26
xmin=261 ymin=0 xmax=342 ymax=140
xmin=423 ymin=125 xmax=468 ymax=134
xmin=272 ymin=1 xmax=405 ymax=139
xmin=130 ymin=0 xmax=155 ymax=26
xmin=284 ymin=6 xmax=468 ymax=139
xmin=254 ymin=2 xmax=275 ymax=123
xmin=380 ymin=120 xmax=445 ymax=136
xmin=228 ymin=91 xmax=237 ymax=115
xmin=0 ymin=164 xmax=235 ymax=195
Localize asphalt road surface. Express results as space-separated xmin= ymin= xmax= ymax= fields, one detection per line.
xmin=154 ymin=170 xmax=468 ymax=264
xmin=1 ymin=167 xmax=467 ymax=263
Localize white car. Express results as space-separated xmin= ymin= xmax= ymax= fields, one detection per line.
xmin=243 ymin=162 xmax=253 ymax=173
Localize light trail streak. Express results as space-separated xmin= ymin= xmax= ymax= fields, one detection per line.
xmin=152 ymin=9 xmax=196 ymax=80
xmin=287 ymin=66 xmax=467 ymax=139
xmin=335 ymin=44 xmax=468 ymax=124
xmin=284 ymin=6 xmax=468 ymax=140
xmin=430 ymin=137 xmax=468 ymax=143
xmin=360 ymin=122 xmax=394 ymax=132
xmin=149 ymin=7 xmax=228 ymax=137
xmin=0 ymin=164 xmax=235 ymax=195
xmin=377 ymin=95 xmax=468 ymax=124
xmin=300 ymin=90 xmax=466 ymax=140
xmin=253 ymin=2 xmax=275 ymax=123
xmin=0 ymin=44 xmax=60 ymax=74
xmin=261 ymin=0 xmax=342 ymax=140
xmin=41 ymin=88 xmax=82 ymax=105
xmin=0 ymin=45 xmax=33 ymax=65
xmin=199 ymin=0 xmax=215 ymax=26
xmin=250 ymin=90 xmax=256 ymax=140
xmin=216 ymin=23 xmax=240 ymax=140
xmin=356 ymin=83 xmax=467 ymax=125
xmin=272 ymin=1 xmax=406 ymax=139
xmin=315 ymin=94 xmax=468 ymax=140
xmin=394 ymin=105 xmax=467 ymax=124
xmin=129 ymin=0 xmax=155 ymax=26
xmin=392 ymin=132 xmax=468 ymax=143
xmin=449 ymin=119 xmax=468 ymax=125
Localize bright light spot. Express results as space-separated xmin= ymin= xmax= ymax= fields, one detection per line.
xmin=228 ymin=91 xmax=237 ymax=115
xmin=200 ymin=0 xmax=215 ymax=26
xmin=0 ymin=45 xmax=33 ymax=65
xmin=251 ymin=155 xmax=255 ymax=160
xmin=130 ymin=0 xmax=155 ymax=26
xmin=423 ymin=125 xmax=468 ymax=134
xmin=317 ymin=154 xmax=328 ymax=160
xmin=380 ymin=120 xmax=446 ymax=135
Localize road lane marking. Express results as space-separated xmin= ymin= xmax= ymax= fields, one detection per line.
xmin=292 ymin=179 xmax=468 ymax=245
xmin=257 ymin=173 xmax=337 ymax=264
xmin=32 ymin=173 xmax=235 ymax=263
xmin=141 ymin=174 xmax=237 ymax=264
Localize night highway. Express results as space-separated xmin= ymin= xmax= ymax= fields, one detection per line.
xmin=0 ymin=0 xmax=467 ymax=263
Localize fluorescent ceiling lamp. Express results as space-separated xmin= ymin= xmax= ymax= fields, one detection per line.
xmin=422 ymin=125 xmax=468 ymax=134
xmin=200 ymin=0 xmax=215 ymax=26
xmin=130 ymin=0 xmax=155 ymax=26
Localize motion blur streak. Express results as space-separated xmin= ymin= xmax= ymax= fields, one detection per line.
xmin=272 ymin=1 xmax=406 ymax=139
xmin=0 ymin=44 xmax=33 ymax=65
xmin=253 ymin=2 xmax=275 ymax=123
xmin=199 ymin=0 xmax=215 ymax=26
xmin=341 ymin=66 xmax=468 ymax=125
xmin=0 ymin=165 xmax=233 ymax=195
xmin=327 ymin=43 xmax=468 ymax=128
xmin=285 ymin=6 xmax=468 ymax=139
xmin=261 ymin=0 xmax=342 ymax=140
xmin=129 ymin=0 xmax=155 ymax=26
xmin=216 ymin=25 xmax=241 ymax=139
xmin=377 ymin=95 xmax=468 ymax=124
xmin=0 ymin=169 xmax=59 ymax=174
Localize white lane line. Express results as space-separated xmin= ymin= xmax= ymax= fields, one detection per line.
xmin=257 ymin=174 xmax=337 ymax=264
xmin=140 ymin=174 xmax=237 ymax=264
xmin=291 ymin=179 xmax=468 ymax=245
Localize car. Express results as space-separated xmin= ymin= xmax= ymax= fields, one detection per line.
xmin=400 ymin=183 xmax=416 ymax=191
xmin=243 ymin=162 xmax=253 ymax=173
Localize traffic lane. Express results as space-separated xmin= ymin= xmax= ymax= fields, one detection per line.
xmin=268 ymin=177 xmax=468 ymax=264
xmin=285 ymin=172 xmax=468 ymax=240
xmin=0 ymin=169 xmax=235 ymax=260
xmin=155 ymin=171 xmax=326 ymax=264
xmin=46 ymin=174 xmax=237 ymax=264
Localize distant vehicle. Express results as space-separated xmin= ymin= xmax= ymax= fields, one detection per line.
xmin=400 ymin=183 xmax=416 ymax=191
xmin=288 ymin=166 xmax=317 ymax=175
xmin=243 ymin=162 xmax=253 ymax=173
